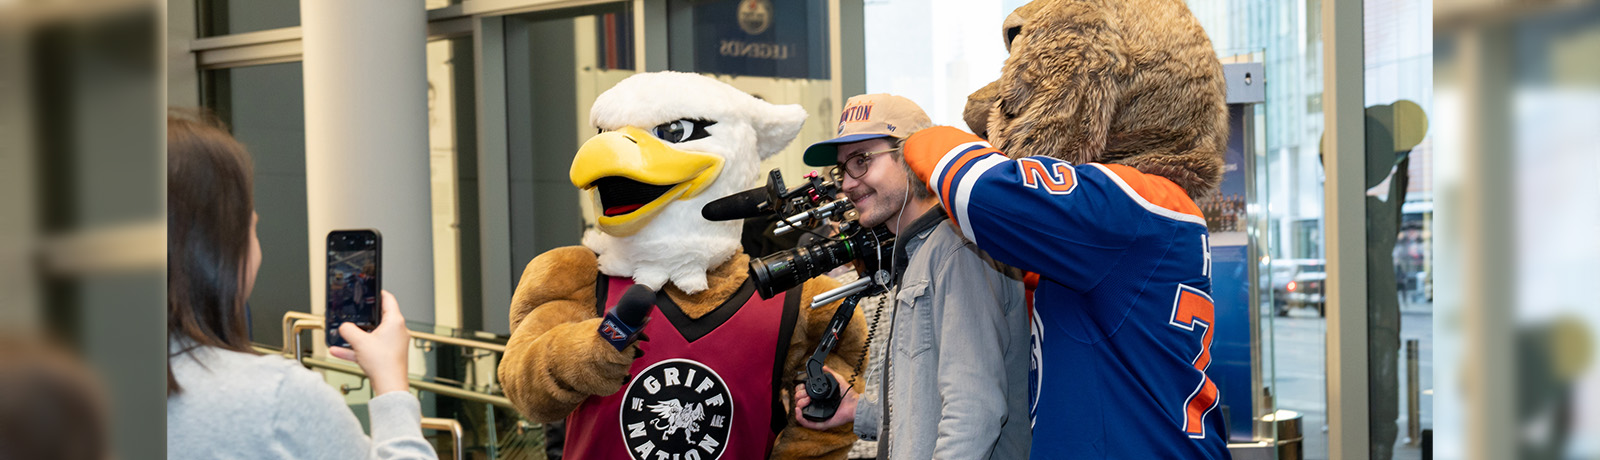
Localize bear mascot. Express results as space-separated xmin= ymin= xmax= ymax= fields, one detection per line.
xmin=896 ymin=0 xmax=1232 ymax=457
xmin=497 ymin=71 xmax=866 ymax=460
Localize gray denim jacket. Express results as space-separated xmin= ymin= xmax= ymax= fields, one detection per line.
xmin=853 ymin=207 xmax=1031 ymax=460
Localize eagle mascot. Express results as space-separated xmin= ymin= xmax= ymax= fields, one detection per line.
xmin=497 ymin=71 xmax=866 ymax=460
xmin=896 ymin=0 xmax=1233 ymax=458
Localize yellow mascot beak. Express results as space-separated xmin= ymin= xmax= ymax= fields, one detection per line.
xmin=570 ymin=126 xmax=724 ymax=236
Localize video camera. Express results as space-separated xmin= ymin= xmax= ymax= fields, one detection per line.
xmin=702 ymin=168 xmax=896 ymax=301
xmin=702 ymin=169 xmax=897 ymax=422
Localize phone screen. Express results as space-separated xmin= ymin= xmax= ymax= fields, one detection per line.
xmin=326 ymin=230 xmax=381 ymax=349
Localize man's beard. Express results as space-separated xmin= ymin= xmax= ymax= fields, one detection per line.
xmin=854 ymin=184 xmax=908 ymax=229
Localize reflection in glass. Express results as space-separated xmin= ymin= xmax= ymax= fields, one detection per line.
xmin=1363 ymin=0 xmax=1434 ymax=456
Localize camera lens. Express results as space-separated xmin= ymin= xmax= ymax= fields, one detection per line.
xmin=749 ymin=225 xmax=895 ymax=298
xmin=750 ymin=237 xmax=857 ymax=299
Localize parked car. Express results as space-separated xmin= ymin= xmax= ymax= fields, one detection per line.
xmin=1269 ymin=259 xmax=1326 ymax=317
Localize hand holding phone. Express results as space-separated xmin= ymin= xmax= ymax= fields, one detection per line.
xmin=328 ymin=290 xmax=412 ymax=395
xmin=326 ymin=230 xmax=381 ymax=349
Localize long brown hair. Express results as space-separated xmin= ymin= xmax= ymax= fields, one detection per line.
xmin=167 ymin=108 xmax=257 ymax=395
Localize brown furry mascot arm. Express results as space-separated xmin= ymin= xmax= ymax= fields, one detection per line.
xmin=497 ymin=246 xmax=638 ymax=423
xmin=769 ymin=275 xmax=868 ymax=459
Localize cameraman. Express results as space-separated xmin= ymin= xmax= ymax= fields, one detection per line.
xmin=792 ymin=94 xmax=1030 ymax=459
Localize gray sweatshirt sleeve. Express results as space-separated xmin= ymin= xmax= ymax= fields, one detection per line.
xmin=271 ymin=366 xmax=439 ymax=460
xmin=365 ymin=392 xmax=438 ymax=459
xmin=929 ymin=242 xmax=1016 ymax=459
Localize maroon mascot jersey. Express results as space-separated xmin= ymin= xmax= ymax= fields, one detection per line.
xmin=563 ymin=275 xmax=800 ymax=460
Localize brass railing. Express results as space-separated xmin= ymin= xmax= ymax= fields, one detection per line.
xmin=281 ymin=311 xmax=506 ymax=356
xmin=280 ymin=312 xmax=514 ymax=411
xmin=421 ymin=417 xmax=466 ymax=460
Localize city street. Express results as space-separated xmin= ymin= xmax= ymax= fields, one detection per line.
xmin=1270 ymin=306 xmax=1433 ymax=460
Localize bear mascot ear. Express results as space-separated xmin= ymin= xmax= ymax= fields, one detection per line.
xmin=752 ymin=103 xmax=809 ymax=160
xmin=968 ymin=0 xmax=1229 ymax=199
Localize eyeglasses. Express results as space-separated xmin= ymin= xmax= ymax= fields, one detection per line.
xmin=829 ymin=148 xmax=898 ymax=181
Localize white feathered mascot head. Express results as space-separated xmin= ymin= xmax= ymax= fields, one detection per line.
xmin=570 ymin=72 xmax=806 ymax=293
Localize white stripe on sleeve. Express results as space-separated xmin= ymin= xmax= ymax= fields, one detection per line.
xmin=929 ymin=141 xmax=990 ymax=202
xmin=953 ymin=155 xmax=1008 ymax=244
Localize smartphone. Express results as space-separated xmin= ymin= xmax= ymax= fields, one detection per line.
xmin=326 ymin=229 xmax=382 ymax=349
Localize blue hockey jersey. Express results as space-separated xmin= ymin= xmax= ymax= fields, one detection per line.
xmin=904 ymin=127 xmax=1229 ymax=459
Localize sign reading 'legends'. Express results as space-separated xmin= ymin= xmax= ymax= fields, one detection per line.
xmin=680 ymin=0 xmax=829 ymax=79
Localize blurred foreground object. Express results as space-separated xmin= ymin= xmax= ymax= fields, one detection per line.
xmin=0 ymin=338 xmax=109 ymax=460
xmin=1434 ymin=0 xmax=1600 ymax=457
xmin=1515 ymin=318 xmax=1593 ymax=459
xmin=0 ymin=1 xmax=165 ymax=458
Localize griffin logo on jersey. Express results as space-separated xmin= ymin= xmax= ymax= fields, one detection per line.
xmin=621 ymin=359 xmax=733 ymax=460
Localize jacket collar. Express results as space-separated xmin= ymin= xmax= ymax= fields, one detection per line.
xmin=889 ymin=205 xmax=947 ymax=283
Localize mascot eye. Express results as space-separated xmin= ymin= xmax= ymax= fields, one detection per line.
xmin=652 ymin=119 xmax=716 ymax=143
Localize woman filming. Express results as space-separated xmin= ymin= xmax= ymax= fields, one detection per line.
xmin=165 ymin=110 xmax=437 ymax=459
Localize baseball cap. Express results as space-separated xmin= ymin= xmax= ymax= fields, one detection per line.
xmin=803 ymin=94 xmax=933 ymax=166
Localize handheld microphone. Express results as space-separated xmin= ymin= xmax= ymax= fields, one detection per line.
xmin=597 ymin=285 xmax=655 ymax=351
xmin=701 ymin=186 xmax=773 ymax=221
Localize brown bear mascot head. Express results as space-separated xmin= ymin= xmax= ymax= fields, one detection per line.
xmin=964 ymin=0 xmax=1228 ymax=198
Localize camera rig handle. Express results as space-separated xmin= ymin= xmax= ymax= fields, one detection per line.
xmin=801 ymin=292 xmax=866 ymax=422
xmin=807 ymin=276 xmax=874 ymax=309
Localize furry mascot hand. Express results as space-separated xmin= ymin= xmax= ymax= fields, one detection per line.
xmin=535 ymin=318 xmax=636 ymax=394
xmin=497 ymin=247 xmax=630 ymax=422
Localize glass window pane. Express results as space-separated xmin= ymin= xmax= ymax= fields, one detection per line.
xmin=203 ymin=62 xmax=307 ymax=348
xmin=198 ymin=0 xmax=300 ymax=37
